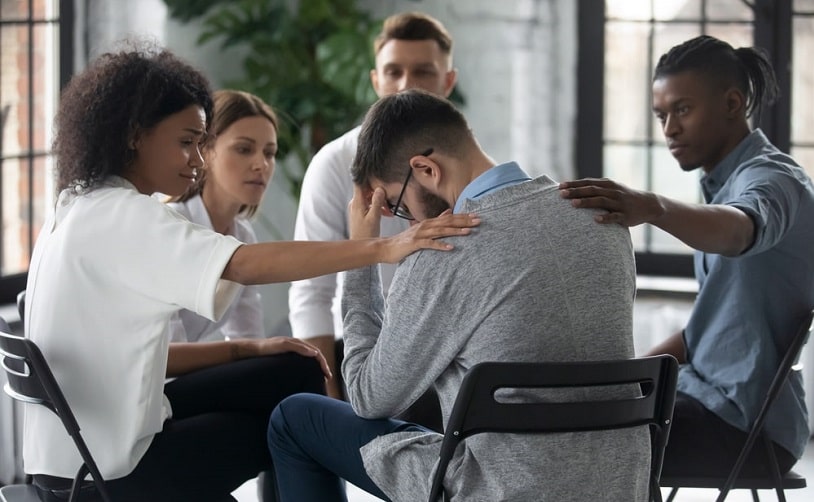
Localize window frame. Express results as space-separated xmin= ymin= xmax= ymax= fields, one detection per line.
xmin=576 ymin=0 xmax=794 ymax=277
xmin=0 ymin=0 xmax=73 ymax=304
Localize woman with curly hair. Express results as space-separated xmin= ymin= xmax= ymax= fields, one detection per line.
xmin=23 ymin=45 xmax=478 ymax=502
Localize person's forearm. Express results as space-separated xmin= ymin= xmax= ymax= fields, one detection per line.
xmin=645 ymin=331 xmax=687 ymax=364
xmin=167 ymin=340 xmax=256 ymax=377
xmin=307 ymin=335 xmax=342 ymax=399
xmin=653 ymin=196 xmax=754 ymax=257
xmin=223 ymin=240 xmax=383 ymax=285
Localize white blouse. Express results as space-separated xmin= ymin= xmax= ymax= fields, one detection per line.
xmin=167 ymin=195 xmax=264 ymax=342
xmin=23 ymin=177 xmax=242 ymax=479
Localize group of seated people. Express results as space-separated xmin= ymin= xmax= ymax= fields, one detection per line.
xmin=13 ymin=10 xmax=814 ymax=502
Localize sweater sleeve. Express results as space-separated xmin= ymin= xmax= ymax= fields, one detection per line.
xmin=340 ymin=250 xmax=470 ymax=418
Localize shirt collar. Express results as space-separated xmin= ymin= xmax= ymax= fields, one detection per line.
xmin=453 ymin=162 xmax=531 ymax=213
xmin=701 ymin=129 xmax=771 ymax=202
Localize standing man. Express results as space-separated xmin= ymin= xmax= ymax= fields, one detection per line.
xmin=270 ymin=89 xmax=649 ymax=502
xmin=561 ymin=35 xmax=814 ymax=477
xmin=289 ymin=12 xmax=457 ymax=426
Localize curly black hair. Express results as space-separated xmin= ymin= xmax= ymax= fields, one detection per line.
xmin=53 ymin=43 xmax=214 ymax=192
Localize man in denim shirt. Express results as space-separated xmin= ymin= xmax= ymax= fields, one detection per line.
xmin=561 ymin=35 xmax=814 ymax=477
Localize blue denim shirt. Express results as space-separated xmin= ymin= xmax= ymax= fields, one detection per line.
xmin=679 ymin=129 xmax=814 ymax=458
xmin=453 ymin=162 xmax=531 ymax=213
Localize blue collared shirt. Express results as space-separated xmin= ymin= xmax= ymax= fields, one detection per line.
xmin=453 ymin=162 xmax=532 ymax=213
xmin=679 ymin=129 xmax=814 ymax=458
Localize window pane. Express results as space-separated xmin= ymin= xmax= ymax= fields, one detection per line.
xmin=651 ymin=144 xmax=702 ymax=203
xmin=0 ymin=0 xmax=54 ymax=20
xmin=607 ymin=0 xmax=652 ymax=21
xmin=605 ymin=21 xmax=651 ymax=142
xmin=706 ymin=0 xmax=754 ymax=21
xmin=705 ymin=24 xmax=754 ymax=53
xmin=792 ymin=16 xmax=814 ymax=144
xmin=792 ymin=147 xmax=814 ymax=180
xmin=650 ymin=225 xmax=693 ymax=253
xmin=1 ymin=157 xmax=25 ymax=275
xmin=0 ymin=23 xmax=59 ymax=154
xmin=0 ymin=0 xmax=61 ymax=281
xmin=604 ymin=144 xmax=647 ymax=251
xmin=1 ymin=0 xmax=26 ymax=20
xmin=0 ymin=154 xmax=51 ymax=276
xmin=652 ymin=22 xmax=703 ymax=68
xmin=32 ymin=22 xmax=59 ymax=152
xmin=795 ymin=0 xmax=814 ymax=14
xmin=654 ymin=0 xmax=701 ymax=21
xmin=1 ymin=25 xmax=30 ymax=158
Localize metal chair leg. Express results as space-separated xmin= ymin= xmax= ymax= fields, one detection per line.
xmin=665 ymin=487 xmax=679 ymax=502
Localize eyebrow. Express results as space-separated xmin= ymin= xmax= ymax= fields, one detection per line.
xmin=382 ymin=62 xmax=437 ymax=69
xmin=183 ymin=127 xmax=205 ymax=135
xmin=234 ymin=137 xmax=278 ymax=148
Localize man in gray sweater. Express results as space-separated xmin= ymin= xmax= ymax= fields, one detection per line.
xmin=268 ymin=89 xmax=650 ymax=501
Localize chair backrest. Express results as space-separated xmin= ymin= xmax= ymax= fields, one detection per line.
xmin=0 ymin=316 xmax=112 ymax=502
xmin=16 ymin=290 xmax=25 ymax=325
xmin=428 ymin=355 xmax=679 ymax=502
xmin=717 ymin=308 xmax=814 ymax=497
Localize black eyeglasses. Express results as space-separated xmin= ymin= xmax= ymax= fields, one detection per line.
xmin=388 ymin=148 xmax=433 ymax=220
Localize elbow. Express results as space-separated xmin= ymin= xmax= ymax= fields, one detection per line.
xmin=725 ymin=226 xmax=756 ymax=257
xmin=345 ymin=387 xmax=392 ymax=419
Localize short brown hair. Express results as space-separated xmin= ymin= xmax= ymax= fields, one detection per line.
xmin=373 ymin=12 xmax=453 ymax=56
xmin=353 ymin=89 xmax=473 ymax=187
xmin=171 ymin=89 xmax=278 ymax=217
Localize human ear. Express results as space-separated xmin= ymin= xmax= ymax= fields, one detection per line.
xmin=370 ymin=69 xmax=381 ymax=96
xmin=443 ymin=68 xmax=459 ymax=98
xmin=724 ymin=87 xmax=746 ymax=118
xmin=410 ymin=154 xmax=441 ymax=190
xmin=128 ymin=129 xmax=141 ymax=150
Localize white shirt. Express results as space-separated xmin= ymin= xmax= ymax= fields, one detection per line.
xmin=23 ymin=176 xmax=242 ymax=479
xmin=167 ymin=195 xmax=264 ymax=342
xmin=288 ymin=126 xmax=408 ymax=339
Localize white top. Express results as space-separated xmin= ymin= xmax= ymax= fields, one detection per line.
xmin=166 ymin=195 xmax=264 ymax=342
xmin=23 ymin=176 xmax=242 ymax=479
xmin=288 ymin=126 xmax=408 ymax=339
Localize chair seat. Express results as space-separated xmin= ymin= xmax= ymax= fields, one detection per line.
xmin=0 ymin=484 xmax=41 ymax=502
xmin=661 ymin=469 xmax=807 ymax=490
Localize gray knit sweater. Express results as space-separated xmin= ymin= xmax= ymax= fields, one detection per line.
xmin=341 ymin=175 xmax=650 ymax=501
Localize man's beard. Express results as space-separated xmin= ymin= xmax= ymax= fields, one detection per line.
xmin=418 ymin=185 xmax=451 ymax=218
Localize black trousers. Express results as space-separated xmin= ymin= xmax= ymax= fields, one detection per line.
xmin=335 ymin=338 xmax=443 ymax=433
xmin=661 ymin=392 xmax=797 ymax=478
xmin=34 ymin=353 xmax=325 ymax=502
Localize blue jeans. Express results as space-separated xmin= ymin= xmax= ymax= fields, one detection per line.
xmin=268 ymin=393 xmax=430 ymax=502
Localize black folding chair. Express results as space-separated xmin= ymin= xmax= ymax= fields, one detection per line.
xmin=0 ymin=316 xmax=112 ymax=502
xmin=428 ymin=355 xmax=679 ymax=502
xmin=661 ymin=309 xmax=814 ymax=502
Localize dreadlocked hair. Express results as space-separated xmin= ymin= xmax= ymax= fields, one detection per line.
xmin=654 ymin=35 xmax=779 ymax=121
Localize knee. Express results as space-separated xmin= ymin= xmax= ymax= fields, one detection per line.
xmin=268 ymin=393 xmax=320 ymax=451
